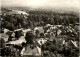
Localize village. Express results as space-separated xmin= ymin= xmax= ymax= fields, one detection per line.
xmin=0 ymin=8 xmax=79 ymax=57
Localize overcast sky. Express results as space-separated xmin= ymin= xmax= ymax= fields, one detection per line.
xmin=1 ymin=0 xmax=79 ymax=9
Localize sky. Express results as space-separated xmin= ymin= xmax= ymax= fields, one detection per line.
xmin=1 ymin=0 xmax=80 ymax=9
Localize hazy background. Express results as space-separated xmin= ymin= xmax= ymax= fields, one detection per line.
xmin=1 ymin=0 xmax=80 ymax=12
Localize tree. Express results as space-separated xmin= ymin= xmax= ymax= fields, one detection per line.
xmin=0 ymin=38 xmax=5 ymax=48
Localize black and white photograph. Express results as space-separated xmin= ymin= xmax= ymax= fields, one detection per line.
xmin=0 ymin=0 xmax=80 ymax=57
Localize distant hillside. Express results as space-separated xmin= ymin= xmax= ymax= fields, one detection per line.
xmin=1 ymin=6 xmax=79 ymax=14
xmin=1 ymin=7 xmax=79 ymax=30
